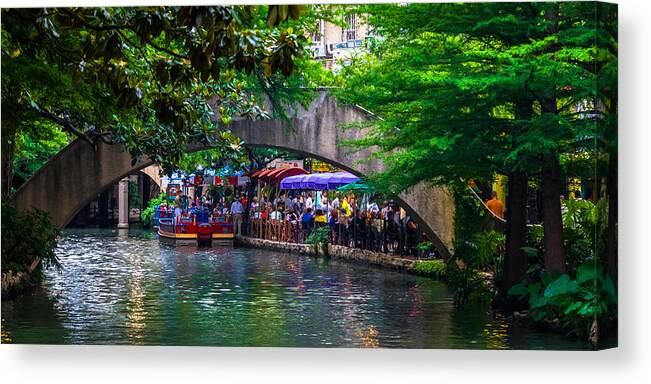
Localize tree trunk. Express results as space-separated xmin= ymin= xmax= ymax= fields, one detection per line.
xmin=1 ymin=118 xmax=16 ymax=199
xmin=606 ymin=158 xmax=617 ymax=276
xmin=538 ymin=3 xmax=565 ymax=275
xmin=501 ymin=99 xmax=533 ymax=294
xmin=1 ymin=138 xmax=14 ymax=198
xmin=541 ymin=154 xmax=565 ymax=275
xmin=503 ymin=171 xmax=529 ymax=292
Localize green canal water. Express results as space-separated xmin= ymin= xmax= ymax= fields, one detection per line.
xmin=1 ymin=229 xmax=600 ymax=349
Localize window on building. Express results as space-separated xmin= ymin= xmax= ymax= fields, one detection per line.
xmin=311 ymin=20 xmax=324 ymax=44
xmin=343 ymin=14 xmax=356 ymax=41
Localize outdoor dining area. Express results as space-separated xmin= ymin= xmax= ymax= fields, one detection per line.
xmin=245 ymin=169 xmax=432 ymax=258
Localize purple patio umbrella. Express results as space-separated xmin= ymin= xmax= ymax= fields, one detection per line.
xmin=300 ymin=173 xmax=326 ymax=189
xmin=326 ymin=172 xmax=360 ymax=190
xmin=311 ymin=173 xmax=335 ymax=190
xmin=280 ymin=172 xmax=360 ymax=190
xmin=280 ymin=174 xmax=306 ymax=189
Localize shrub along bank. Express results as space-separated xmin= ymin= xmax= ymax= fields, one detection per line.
xmin=507 ymin=199 xmax=617 ymax=346
xmin=1 ymin=200 xmax=61 ymax=298
xmin=448 ymin=186 xmax=617 ymax=346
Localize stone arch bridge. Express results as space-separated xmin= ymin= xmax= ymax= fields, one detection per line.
xmin=11 ymin=91 xmax=455 ymax=257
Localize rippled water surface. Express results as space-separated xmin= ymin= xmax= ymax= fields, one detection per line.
xmin=2 ymin=229 xmax=598 ymax=349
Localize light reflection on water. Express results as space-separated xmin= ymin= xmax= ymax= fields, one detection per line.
xmin=1 ymin=228 xmax=596 ymax=349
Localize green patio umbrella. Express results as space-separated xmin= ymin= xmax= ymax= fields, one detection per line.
xmin=337 ymin=181 xmax=375 ymax=211
xmin=336 ymin=181 xmax=372 ymax=192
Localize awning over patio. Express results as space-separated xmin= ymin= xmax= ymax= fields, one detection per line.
xmin=252 ymin=167 xmax=307 ymax=184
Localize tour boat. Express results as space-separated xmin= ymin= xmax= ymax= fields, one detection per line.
xmin=158 ymin=215 xmax=234 ymax=246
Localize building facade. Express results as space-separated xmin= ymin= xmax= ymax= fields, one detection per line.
xmin=308 ymin=13 xmax=370 ymax=72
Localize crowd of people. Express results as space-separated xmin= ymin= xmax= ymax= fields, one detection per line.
xmin=248 ymin=190 xmax=427 ymax=257
xmin=156 ymin=184 xmax=431 ymax=257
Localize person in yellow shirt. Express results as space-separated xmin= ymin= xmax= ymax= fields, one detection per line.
xmin=314 ymin=209 xmax=327 ymax=224
xmin=485 ymin=191 xmax=504 ymax=219
xmin=341 ymin=197 xmax=352 ymax=217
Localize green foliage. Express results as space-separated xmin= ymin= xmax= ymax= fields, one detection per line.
xmin=447 ymin=264 xmax=494 ymax=306
xmin=508 ymin=258 xmax=617 ymax=338
xmin=416 ymin=241 xmax=433 ymax=252
xmin=1 ymin=200 xmax=61 ymax=275
xmin=562 ymin=198 xmax=609 ymax=274
xmin=508 ymin=197 xmax=616 ymax=342
xmin=445 ymin=183 xmax=506 ymax=305
xmin=176 ymin=148 xmax=249 ymax=175
xmin=128 ymin=180 xmax=143 ymax=209
xmin=524 ymin=198 xmax=609 ymax=279
xmin=306 ymin=226 xmax=330 ymax=256
xmin=1 ymin=5 xmax=310 ymax=184
xmin=12 ymin=121 xmax=70 ymax=185
xmin=473 ymin=230 xmax=506 ymax=285
xmin=413 ymin=260 xmax=447 ymax=279
xmin=335 ymin=2 xmax=608 ymax=199
xmin=448 ymin=230 xmax=504 ymax=306
xmin=141 ymin=193 xmax=166 ymax=227
xmin=449 ymin=183 xmax=505 ymax=305
xmin=451 ymin=182 xmax=495 ymax=246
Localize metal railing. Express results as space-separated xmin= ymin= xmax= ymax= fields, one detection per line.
xmin=242 ymin=213 xmax=434 ymax=259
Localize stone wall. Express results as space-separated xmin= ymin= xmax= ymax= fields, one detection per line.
xmin=235 ymin=236 xmax=423 ymax=275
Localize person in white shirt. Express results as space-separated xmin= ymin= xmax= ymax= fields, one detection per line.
xmin=331 ymin=194 xmax=340 ymax=210
xmin=320 ymin=191 xmax=329 ymax=212
xmin=285 ymin=196 xmax=294 ymax=212
xmin=305 ymin=192 xmax=313 ymax=210
xmin=251 ymin=196 xmax=260 ymax=219
xmin=270 ymin=207 xmax=283 ymax=220
xmin=230 ymin=197 xmax=244 ymax=235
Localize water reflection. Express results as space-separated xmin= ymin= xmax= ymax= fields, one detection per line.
xmin=1 ymin=228 xmax=596 ymax=349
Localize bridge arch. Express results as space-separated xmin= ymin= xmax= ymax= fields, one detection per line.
xmin=11 ymin=91 xmax=455 ymax=257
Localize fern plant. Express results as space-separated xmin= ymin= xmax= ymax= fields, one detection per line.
xmin=306 ymin=226 xmax=330 ymax=256
xmin=140 ymin=193 xmax=166 ymax=227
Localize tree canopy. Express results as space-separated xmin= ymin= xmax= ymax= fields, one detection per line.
xmin=335 ymin=2 xmax=617 ymax=282
xmin=336 ymin=2 xmax=603 ymax=195
xmin=1 ymin=5 xmax=310 ymax=194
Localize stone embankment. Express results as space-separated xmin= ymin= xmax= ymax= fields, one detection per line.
xmin=235 ymin=236 xmax=444 ymax=279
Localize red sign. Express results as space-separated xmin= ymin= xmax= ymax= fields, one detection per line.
xmin=167 ymin=184 xmax=180 ymax=197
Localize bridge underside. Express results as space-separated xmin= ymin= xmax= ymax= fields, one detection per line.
xmin=11 ymin=91 xmax=455 ymax=257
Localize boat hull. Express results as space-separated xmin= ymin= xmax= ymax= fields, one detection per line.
xmin=158 ymin=219 xmax=234 ymax=246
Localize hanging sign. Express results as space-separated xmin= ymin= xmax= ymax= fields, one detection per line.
xmin=237 ymin=176 xmax=250 ymax=186
xmin=269 ymin=159 xmax=304 ymax=169
xmin=166 ymin=183 xmax=181 ymax=205
xmin=167 ymin=184 xmax=180 ymax=197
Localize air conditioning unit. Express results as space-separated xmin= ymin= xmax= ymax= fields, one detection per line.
xmin=309 ymin=45 xmax=326 ymax=57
